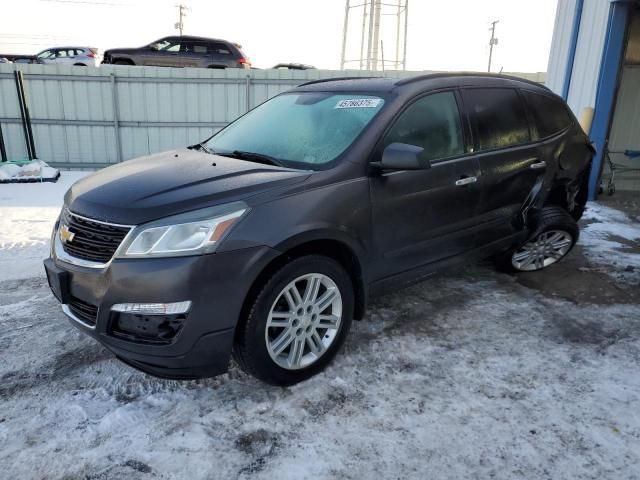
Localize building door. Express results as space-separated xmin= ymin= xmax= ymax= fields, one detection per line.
xmin=604 ymin=8 xmax=640 ymax=192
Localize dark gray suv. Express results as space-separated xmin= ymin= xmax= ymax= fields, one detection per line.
xmin=44 ymin=74 xmax=593 ymax=385
xmin=102 ymin=36 xmax=250 ymax=69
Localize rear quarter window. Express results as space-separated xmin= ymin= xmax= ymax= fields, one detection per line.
xmin=462 ymin=88 xmax=530 ymax=151
xmin=521 ymin=90 xmax=573 ymax=139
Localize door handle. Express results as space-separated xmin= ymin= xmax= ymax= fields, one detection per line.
xmin=455 ymin=176 xmax=477 ymax=186
xmin=530 ymin=160 xmax=547 ymax=170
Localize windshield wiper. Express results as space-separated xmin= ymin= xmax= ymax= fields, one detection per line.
xmin=220 ymin=150 xmax=287 ymax=168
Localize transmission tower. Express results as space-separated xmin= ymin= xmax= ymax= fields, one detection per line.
xmin=340 ymin=0 xmax=409 ymax=71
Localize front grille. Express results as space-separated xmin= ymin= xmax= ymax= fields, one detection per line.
xmin=68 ymin=297 xmax=98 ymax=327
xmin=60 ymin=209 xmax=131 ymax=263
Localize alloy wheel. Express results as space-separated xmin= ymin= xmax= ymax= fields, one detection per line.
xmin=511 ymin=229 xmax=573 ymax=271
xmin=265 ymin=273 xmax=342 ymax=370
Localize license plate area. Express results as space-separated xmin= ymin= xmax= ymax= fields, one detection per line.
xmin=44 ymin=258 xmax=71 ymax=304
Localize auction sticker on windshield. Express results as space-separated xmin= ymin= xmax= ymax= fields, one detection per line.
xmin=335 ymin=98 xmax=382 ymax=109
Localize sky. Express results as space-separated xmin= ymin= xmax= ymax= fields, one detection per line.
xmin=0 ymin=0 xmax=558 ymax=72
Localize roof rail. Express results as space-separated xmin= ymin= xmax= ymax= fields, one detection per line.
xmin=298 ymin=76 xmax=381 ymax=87
xmin=395 ymin=72 xmax=549 ymax=90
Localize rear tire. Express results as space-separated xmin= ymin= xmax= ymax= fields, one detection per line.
xmin=497 ymin=206 xmax=579 ymax=273
xmin=233 ymin=255 xmax=354 ymax=385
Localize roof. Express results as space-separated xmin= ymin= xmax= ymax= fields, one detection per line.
xmin=159 ymin=35 xmax=232 ymax=44
xmin=293 ymin=72 xmax=550 ymax=94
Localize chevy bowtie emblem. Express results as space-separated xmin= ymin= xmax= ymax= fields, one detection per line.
xmin=59 ymin=224 xmax=75 ymax=244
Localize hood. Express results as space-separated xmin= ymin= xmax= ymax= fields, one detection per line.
xmin=65 ymin=149 xmax=310 ymax=225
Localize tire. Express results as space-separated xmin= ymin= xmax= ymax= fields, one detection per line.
xmin=233 ymin=255 xmax=354 ymax=385
xmin=497 ymin=206 xmax=579 ymax=273
xmin=73 ymin=63 xmax=87 ymax=67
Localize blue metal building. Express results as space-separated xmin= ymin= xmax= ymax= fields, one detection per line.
xmin=546 ymin=0 xmax=640 ymax=197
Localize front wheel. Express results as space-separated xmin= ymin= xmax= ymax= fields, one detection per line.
xmin=233 ymin=255 xmax=354 ymax=385
xmin=498 ymin=206 xmax=579 ymax=272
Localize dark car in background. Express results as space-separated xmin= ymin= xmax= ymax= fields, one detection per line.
xmin=0 ymin=54 xmax=39 ymax=64
xmin=44 ymin=74 xmax=593 ymax=386
xmin=273 ymin=63 xmax=316 ymax=70
xmin=102 ymin=35 xmax=250 ymax=69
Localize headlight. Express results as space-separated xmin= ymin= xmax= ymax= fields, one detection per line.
xmin=119 ymin=202 xmax=248 ymax=258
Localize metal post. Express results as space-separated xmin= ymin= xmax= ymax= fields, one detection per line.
xmin=14 ymin=70 xmax=34 ymax=160
xmin=359 ymin=1 xmax=368 ymax=69
xmin=381 ymin=40 xmax=385 ymax=72
xmin=0 ymin=123 xmax=7 ymax=162
xmin=395 ymin=0 xmax=401 ymax=70
xmin=110 ymin=74 xmax=123 ymax=163
xmin=340 ymin=0 xmax=350 ymax=70
xmin=402 ymin=0 xmax=409 ymax=70
xmin=366 ymin=0 xmax=375 ymax=69
xmin=20 ymin=72 xmax=37 ymax=159
xmin=370 ymin=0 xmax=382 ymax=70
xmin=245 ymin=74 xmax=251 ymax=112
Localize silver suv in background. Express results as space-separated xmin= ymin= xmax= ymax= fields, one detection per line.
xmin=101 ymin=36 xmax=250 ymax=69
xmin=36 ymin=47 xmax=101 ymax=67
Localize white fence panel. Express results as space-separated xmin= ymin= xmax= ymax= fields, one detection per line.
xmin=0 ymin=63 xmax=545 ymax=168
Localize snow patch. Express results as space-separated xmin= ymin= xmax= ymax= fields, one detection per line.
xmin=0 ymin=160 xmax=60 ymax=182
xmin=581 ymin=203 xmax=640 ymax=280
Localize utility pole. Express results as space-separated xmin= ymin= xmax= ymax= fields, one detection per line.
xmin=488 ymin=19 xmax=499 ymax=72
xmin=175 ymin=4 xmax=189 ymax=36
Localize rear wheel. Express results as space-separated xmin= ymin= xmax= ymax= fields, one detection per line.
xmin=498 ymin=206 xmax=579 ymax=272
xmin=233 ymin=255 xmax=354 ymax=385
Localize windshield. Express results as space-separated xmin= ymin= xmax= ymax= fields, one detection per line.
xmin=204 ymin=92 xmax=385 ymax=168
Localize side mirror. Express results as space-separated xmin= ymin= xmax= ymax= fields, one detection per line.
xmin=148 ymin=44 xmax=159 ymax=51
xmin=371 ymin=142 xmax=429 ymax=171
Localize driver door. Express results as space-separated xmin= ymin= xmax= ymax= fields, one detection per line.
xmin=369 ymin=91 xmax=482 ymax=281
xmin=142 ymin=38 xmax=182 ymax=67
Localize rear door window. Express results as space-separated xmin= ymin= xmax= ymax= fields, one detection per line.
xmin=462 ymin=88 xmax=530 ymax=151
xmin=384 ymin=91 xmax=465 ymax=162
xmin=181 ymin=40 xmax=209 ymax=54
xmin=521 ymin=90 xmax=573 ymax=139
xmin=209 ymin=42 xmax=232 ymax=55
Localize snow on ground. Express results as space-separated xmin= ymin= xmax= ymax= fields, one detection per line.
xmin=1 ymin=176 xmax=639 ymax=479
xmin=0 ymin=172 xmax=88 ymax=281
xmin=581 ymin=203 xmax=640 ymax=282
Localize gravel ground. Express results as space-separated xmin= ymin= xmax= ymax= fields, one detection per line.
xmin=1 ymin=175 xmax=639 ymax=480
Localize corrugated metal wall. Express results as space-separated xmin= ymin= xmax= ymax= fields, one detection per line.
xmin=546 ymin=0 xmax=579 ymax=94
xmin=0 ymin=63 xmax=546 ymax=168
xmin=566 ymin=0 xmax=611 ymax=115
xmin=546 ymin=0 xmax=613 ymax=115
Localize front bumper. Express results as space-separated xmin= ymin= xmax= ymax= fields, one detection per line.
xmin=44 ymin=245 xmax=279 ymax=379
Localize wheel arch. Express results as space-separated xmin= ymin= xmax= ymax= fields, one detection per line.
xmin=544 ymin=165 xmax=590 ymax=221
xmin=237 ymin=235 xmax=368 ymax=341
xmin=112 ymin=57 xmax=135 ymax=65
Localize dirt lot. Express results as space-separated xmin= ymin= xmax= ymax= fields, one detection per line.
xmin=0 ymin=177 xmax=639 ymax=479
